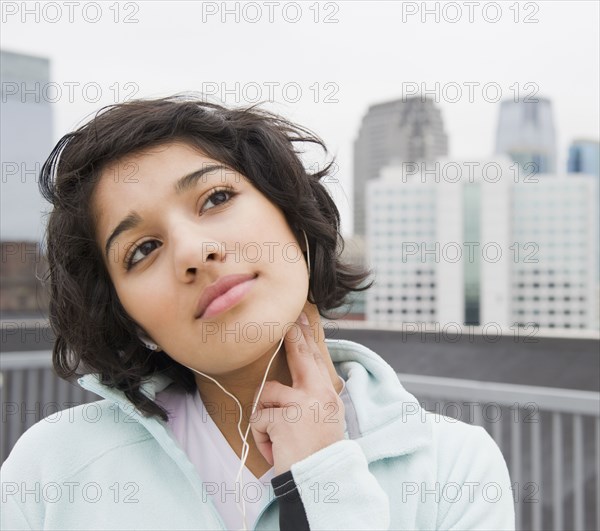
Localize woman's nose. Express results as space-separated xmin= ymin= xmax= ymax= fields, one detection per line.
xmin=171 ymin=222 xmax=226 ymax=281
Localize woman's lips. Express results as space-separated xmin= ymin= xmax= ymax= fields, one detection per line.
xmin=198 ymin=276 xmax=258 ymax=319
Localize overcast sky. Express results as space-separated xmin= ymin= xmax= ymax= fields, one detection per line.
xmin=2 ymin=0 xmax=599 ymax=236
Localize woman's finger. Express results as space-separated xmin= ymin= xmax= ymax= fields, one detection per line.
xmin=284 ymin=318 xmax=325 ymax=390
xmin=252 ymin=379 xmax=297 ymax=412
xmin=297 ymin=319 xmax=333 ymax=385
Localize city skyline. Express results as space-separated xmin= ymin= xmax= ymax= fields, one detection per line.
xmin=2 ymin=0 xmax=598 ymax=237
xmin=1 ymin=49 xmax=598 ymax=243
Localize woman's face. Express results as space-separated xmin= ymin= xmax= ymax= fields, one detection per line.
xmin=92 ymin=141 xmax=309 ymax=376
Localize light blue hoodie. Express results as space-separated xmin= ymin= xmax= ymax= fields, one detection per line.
xmin=1 ymin=339 xmax=515 ymax=530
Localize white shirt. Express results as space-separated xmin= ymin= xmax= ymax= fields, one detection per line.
xmin=155 ymin=373 xmax=350 ymax=531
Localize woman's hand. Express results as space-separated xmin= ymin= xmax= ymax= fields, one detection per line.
xmin=249 ymin=311 xmax=346 ymax=476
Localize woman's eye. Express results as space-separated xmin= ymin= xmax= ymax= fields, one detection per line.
xmin=125 ymin=187 xmax=236 ymax=270
xmin=200 ymin=188 xmax=234 ymax=213
xmin=126 ymin=240 xmax=161 ymax=269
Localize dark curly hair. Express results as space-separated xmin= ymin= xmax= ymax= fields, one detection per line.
xmin=38 ymin=94 xmax=374 ymax=421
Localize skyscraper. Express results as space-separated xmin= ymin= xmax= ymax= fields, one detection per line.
xmin=353 ymin=96 xmax=448 ymax=237
xmin=1 ymin=49 xmax=53 ymax=244
xmin=1 ymin=50 xmax=54 ymax=316
xmin=495 ymin=98 xmax=557 ymax=175
xmin=567 ymin=138 xmax=600 ymax=289
xmin=568 ymin=139 xmax=600 ymax=177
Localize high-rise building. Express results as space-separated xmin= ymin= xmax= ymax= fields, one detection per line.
xmin=330 ymin=235 xmax=368 ymax=320
xmin=366 ymin=159 xmax=599 ymax=331
xmin=567 ymin=138 xmax=600 ymax=288
xmin=1 ymin=50 xmax=54 ymax=316
xmin=1 ymin=49 xmax=53 ymax=244
xmin=365 ymin=160 xmax=467 ymax=326
xmin=353 ymin=96 xmax=448 ymax=237
xmin=495 ymin=98 xmax=556 ymax=175
xmin=568 ymin=139 xmax=600 ymax=177
xmin=506 ymin=174 xmax=598 ymax=330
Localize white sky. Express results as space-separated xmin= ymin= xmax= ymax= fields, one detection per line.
xmin=2 ymin=0 xmax=599 ymax=236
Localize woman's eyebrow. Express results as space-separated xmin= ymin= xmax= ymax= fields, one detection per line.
xmin=174 ymin=164 xmax=230 ymax=194
xmin=103 ymin=163 xmax=231 ymax=260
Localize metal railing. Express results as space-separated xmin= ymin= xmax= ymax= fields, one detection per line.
xmin=398 ymin=373 xmax=600 ymax=531
xmin=1 ymin=351 xmax=599 ymax=531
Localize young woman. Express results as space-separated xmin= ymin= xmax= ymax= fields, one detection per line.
xmin=1 ymin=96 xmax=515 ymax=530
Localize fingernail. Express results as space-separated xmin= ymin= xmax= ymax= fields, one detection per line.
xmin=299 ymin=312 xmax=309 ymax=325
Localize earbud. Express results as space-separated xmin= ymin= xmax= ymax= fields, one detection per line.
xmin=137 ymin=329 xmax=162 ymax=352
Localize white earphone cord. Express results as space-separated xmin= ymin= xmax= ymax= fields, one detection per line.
xmin=184 ymin=333 xmax=285 ymax=530
xmin=183 ymin=232 xmax=310 ymax=531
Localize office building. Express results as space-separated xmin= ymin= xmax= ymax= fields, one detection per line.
xmin=568 ymin=139 xmax=600 ymax=177
xmin=353 ymin=96 xmax=448 ymax=237
xmin=365 ymin=159 xmax=599 ymax=330
xmin=1 ymin=50 xmax=54 ymax=316
xmin=495 ymin=98 xmax=557 ymax=175
xmin=1 ymin=49 xmax=53 ymax=243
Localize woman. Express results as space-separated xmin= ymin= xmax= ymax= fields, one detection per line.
xmin=1 ymin=95 xmax=515 ymax=530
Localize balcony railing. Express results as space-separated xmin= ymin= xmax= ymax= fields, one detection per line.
xmin=398 ymin=373 xmax=600 ymax=531
xmin=1 ymin=350 xmax=599 ymax=531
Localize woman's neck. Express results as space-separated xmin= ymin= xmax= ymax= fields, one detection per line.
xmin=195 ymin=343 xmax=294 ymax=434
xmin=193 ymin=323 xmax=342 ymax=435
